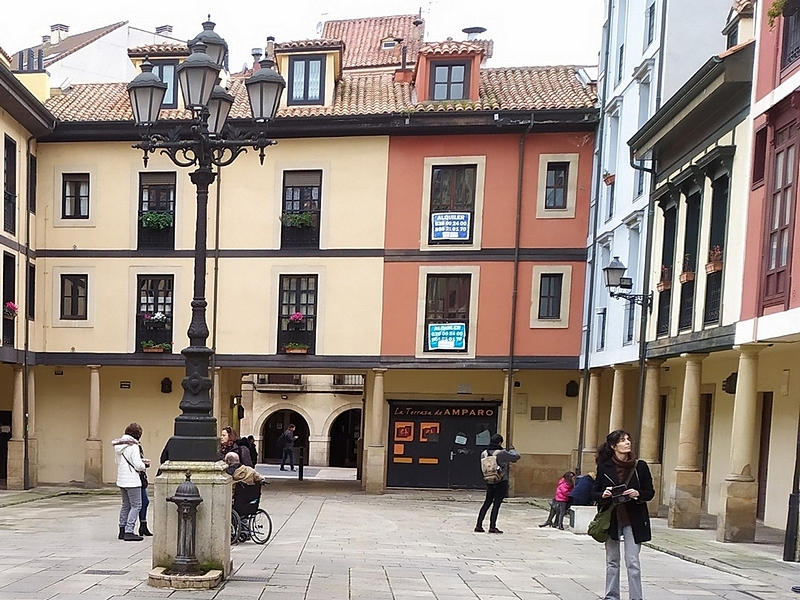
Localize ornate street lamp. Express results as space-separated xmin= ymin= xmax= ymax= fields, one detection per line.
xmin=603 ymin=256 xmax=652 ymax=310
xmin=127 ymin=23 xmax=285 ymax=462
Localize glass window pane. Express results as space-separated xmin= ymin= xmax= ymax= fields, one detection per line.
xmin=308 ymin=60 xmax=321 ymax=100
xmin=292 ymin=61 xmax=305 ymax=100
xmin=781 ymin=229 xmax=789 ymax=266
xmin=450 ymin=83 xmax=464 ymax=99
xmin=451 ymin=65 xmax=465 ymax=82
xmin=769 ymin=233 xmax=778 ymax=268
xmin=787 ymin=146 xmax=796 ymax=184
xmin=775 ymin=151 xmax=784 ymax=190
xmin=434 ymin=83 xmax=448 ymax=100
xmin=435 ymin=66 xmax=449 ymax=83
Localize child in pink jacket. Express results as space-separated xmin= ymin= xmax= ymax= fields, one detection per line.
xmin=539 ymin=471 xmax=575 ymax=529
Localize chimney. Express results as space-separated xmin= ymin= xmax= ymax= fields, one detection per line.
xmin=413 ymin=19 xmax=424 ymax=41
xmin=265 ymin=36 xmax=276 ymax=61
xmin=50 ymin=24 xmax=69 ymax=44
xmin=37 ymin=49 xmax=44 ymax=71
xmin=462 ymin=26 xmax=486 ymax=41
xmin=42 ymin=35 xmax=51 ymax=46
xmin=155 ymin=25 xmax=173 ymax=36
xmin=251 ymin=47 xmax=263 ymax=70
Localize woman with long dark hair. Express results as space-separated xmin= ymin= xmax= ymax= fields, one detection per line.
xmin=591 ymin=429 xmax=654 ymax=600
xmin=219 ymin=426 xmax=253 ymax=467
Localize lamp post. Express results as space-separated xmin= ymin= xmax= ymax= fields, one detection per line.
xmin=603 ymin=257 xmax=653 ymax=454
xmin=127 ymin=21 xmax=285 ymax=462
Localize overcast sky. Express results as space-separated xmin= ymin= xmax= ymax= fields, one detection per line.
xmin=1 ymin=0 xmax=604 ymax=71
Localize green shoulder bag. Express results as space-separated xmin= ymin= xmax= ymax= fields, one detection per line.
xmin=587 ymin=504 xmax=614 ymax=543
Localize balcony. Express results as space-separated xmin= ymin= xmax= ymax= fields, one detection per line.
xmin=4 ymin=190 xmax=16 ymax=235
xmin=135 ymin=314 xmax=172 ymax=353
xmin=333 ymin=374 xmax=364 ymax=387
xmin=656 ymin=290 xmax=671 ymax=337
xmin=703 ymin=271 xmax=722 ymax=326
xmin=783 ymin=6 xmax=800 ymax=70
xmin=678 ymin=281 xmax=694 ymax=332
xmin=138 ymin=211 xmax=175 ymax=250
xmin=281 ymin=223 xmax=320 ymax=249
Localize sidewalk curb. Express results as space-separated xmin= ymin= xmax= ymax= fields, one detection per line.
xmin=0 ymin=488 xmax=117 ymax=510
xmin=643 ymin=541 xmax=742 ymax=578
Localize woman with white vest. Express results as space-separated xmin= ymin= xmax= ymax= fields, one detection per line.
xmin=112 ymin=422 xmax=149 ymax=541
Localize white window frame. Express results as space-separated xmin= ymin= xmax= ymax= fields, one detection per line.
xmin=419 ymin=156 xmax=486 ymax=251
xmin=415 ymin=265 xmax=480 ymax=358
xmin=530 ymin=265 xmax=572 ymax=329
xmin=536 ymin=154 xmax=579 ymax=219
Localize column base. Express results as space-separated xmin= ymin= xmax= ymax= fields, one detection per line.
xmin=6 ymin=439 xmax=24 ymax=490
xmin=308 ymin=436 xmax=330 ymax=467
xmin=363 ymin=445 xmax=386 ymax=494
xmin=153 ymin=461 xmax=232 ymax=578
xmin=646 ymin=461 xmax=662 ymax=517
xmin=717 ymin=478 xmax=757 ymax=542
xmin=668 ymin=470 xmax=703 ymax=529
xmin=84 ymin=439 xmax=104 ymax=488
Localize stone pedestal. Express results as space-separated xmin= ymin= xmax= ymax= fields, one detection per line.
xmin=153 ymin=461 xmax=232 ymax=578
xmin=308 ymin=435 xmax=329 ymax=467
xmin=668 ymin=470 xmax=703 ymax=529
xmin=6 ymin=439 xmax=24 ymax=490
xmin=364 ymin=445 xmax=386 ymax=494
xmin=84 ymin=439 xmax=104 ymax=488
xmin=647 ymin=461 xmax=662 ymax=517
xmin=717 ymin=479 xmax=758 ymax=542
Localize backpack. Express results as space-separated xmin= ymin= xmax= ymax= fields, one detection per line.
xmin=480 ymin=449 xmax=504 ymax=484
xmin=277 ymin=432 xmax=287 ymax=450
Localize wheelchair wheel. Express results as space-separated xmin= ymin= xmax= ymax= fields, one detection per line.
xmin=230 ymin=510 xmax=242 ymax=544
xmin=249 ymin=509 xmax=273 ymax=544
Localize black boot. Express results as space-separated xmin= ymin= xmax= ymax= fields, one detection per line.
xmin=139 ymin=522 xmax=153 ymax=537
xmin=123 ymin=532 xmax=144 ymax=541
xmin=118 ymin=526 xmax=125 ymax=540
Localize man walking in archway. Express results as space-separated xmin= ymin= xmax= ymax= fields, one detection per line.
xmin=279 ymin=424 xmax=298 ymax=471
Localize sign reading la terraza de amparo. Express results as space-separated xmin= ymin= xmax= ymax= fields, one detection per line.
xmin=430 ymin=212 xmax=471 ymax=241
xmin=428 ymin=322 xmax=466 ymax=351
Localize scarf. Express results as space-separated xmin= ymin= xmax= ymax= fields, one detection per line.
xmin=220 ymin=440 xmax=235 ymax=456
xmin=612 ymin=453 xmax=637 ymax=526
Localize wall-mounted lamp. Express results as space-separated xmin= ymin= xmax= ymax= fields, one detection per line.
xmin=565 ymin=380 xmax=579 ymax=397
xmin=603 ymin=256 xmax=653 ymax=312
xmin=281 ymin=394 xmax=288 ymax=400
xmin=161 ymin=377 xmax=172 ymax=394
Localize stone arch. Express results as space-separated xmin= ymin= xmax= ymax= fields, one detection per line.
xmin=254 ymin=403 xmax=316 ymax=438
xmin=322 ymin=401 xmax=363 ymax=438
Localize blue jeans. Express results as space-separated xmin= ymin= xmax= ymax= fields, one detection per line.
xmin=139 ymin=486 xmax=149 ymax=522
xmin=280 ymin=448 xmax=295 ymax=470
xmin=119 ymin=487 xmax=142 ymax=534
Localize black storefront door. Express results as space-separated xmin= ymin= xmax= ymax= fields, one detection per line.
xmin=387 ymin=401 xmax=499 ymax=490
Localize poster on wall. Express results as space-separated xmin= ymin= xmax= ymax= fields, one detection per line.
xmin=427 ymin=323 xmax=466 ymax=351
xmin=430 ymin=212 xmax=471 ymax=241
xmin=420 ymin=422 xmax=440 ymax=442
xmin=394 ymin=422 xmax=414 ymax=442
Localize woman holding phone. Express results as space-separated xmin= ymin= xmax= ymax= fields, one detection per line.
xmin=591 ymin=430 xmax=654 ymax=600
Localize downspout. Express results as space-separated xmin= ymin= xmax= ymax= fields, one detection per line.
xmin=654 ymin=0 xmax=669 ymax=110
xmin=505 ymin=114 xmax=534 ymax=448
xmin=210 ymin=166 xmax=222 ymax=431
xmin=576 ymin=0 xmax=613 ymax=476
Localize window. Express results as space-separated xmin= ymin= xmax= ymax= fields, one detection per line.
xmin=645 ymin=3 xmax=656 ymax=47
xmin=26 ymin=263 xmax=34 ymax=320
xmin=545 ymin=162 xmax=569 ymax=210
xmin=783 ymin=0 xmax=800 ymax=69
xmin=752 ymin=127 xmax=768 ymax=186
xmin=2 ymin=253 xmax=14 ymax=346
xmin=288 ymin=55 xmax=325 ymax=105
xmin=763 ymin=124 xmax=797 ymax=307
xmin=60 ymin=274 xmax=87 ymax=320
xmin=538 ymin=274 xmax=563 ymax=319
xmin=138 ymin=172 xmax=176 ymax=249
xmin=151 ymin=61 xmax=178 ymax=109
xmin=726 ymin=27 xmax=738 ymax=50
xmin=617 ymin=44 xmax=625 ymax=82
xmin=281 ymin=170 xmax=321 ymax=249
xmin=4 ymin=136 xmax=16 ymax=235
xmin=278 ymin=275 xmax=317 ymax=354
xmin=430 ymin=62 xmax=469 ymax=101
xmin=62 ymin=174 xmax=89 ymax=219
xmin=425 ymin=274 xmax=470 ymax=352
xmin=596 ymin=308 xmax=606 ymax=351
xmin=136 ymin=276 xmax=173 ymax=351
xmin=624 ymin=301 xmax=635 ymax=344
xmin=530 ymin=406 xmax=562 ymax=421
xmin=27 ymin=154 xmax=36 ymax=214
xmin=381 ymin=39 xmax=396 ymax=50
xmin=428 ymin=165 xmax=476 ymax=243
xmin=606 ymin=181 xmax=615 ymax=220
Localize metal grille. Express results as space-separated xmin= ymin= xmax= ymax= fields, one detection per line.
xmin=278 ymin=275 xmax=317 ymax=353
xmin=784 ymin=6 xmax=800 ymax=69
xmin=678 ymin=281 xmax=694 ymax=332
xmin=136 ymin=276 xmax=173 ymax=351
xmin=138 ymin=173 xmax=175 ymax=250
xmin=704 ymin=271 xmax=722 ymax=325
xmin=333 ymin=374 xmax=364 ymax=386
xmin=656 ymin=290 xmax=671 ymax=337
xmin=281 ymin=170 xmax=321 ymax=249
xmin=4 ymin=136 xmax=16 ymax=235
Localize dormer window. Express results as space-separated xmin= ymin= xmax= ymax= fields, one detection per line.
xmin=381 ymin=39 xmax=397 ymax=50
xmin=288 ymin=55 xmax=325 ymax=105
xmin=151 ymin=60 xmax=178 ymax=109
xmin=430 ymin=61 xmax=469 ymax=101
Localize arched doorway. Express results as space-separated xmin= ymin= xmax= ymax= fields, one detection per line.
xmin=329 ymin=408 xmax=361 ymax=468
xmin=261 ymin=410 xmax=310 ymax=463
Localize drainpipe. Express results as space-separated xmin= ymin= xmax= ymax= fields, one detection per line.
xmin=210 ymin=165 xmax=222 ymax=431
xmin=505 ymin=114 xmax=534 ymax=449
xmin=654 ymin=0 xmax=669 ymax=110
xmin=576 ymin=0 xmax=613 ymax=476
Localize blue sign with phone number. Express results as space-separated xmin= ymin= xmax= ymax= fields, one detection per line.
xmin=431 ymin=212 xmax=471 ymax=240
xmin=428 ymin=323 xmax=466 ymax=350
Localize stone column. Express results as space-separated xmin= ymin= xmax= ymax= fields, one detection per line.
xmin=213 ymin=367 xmax=222 ymax=436
xmin=364 ymin=368 xmax=387 ymax=494
xmin=640 ymin=360 xmax=664 ymax=515
xmin=84 ymin=365 xmax=103 ymax=488
xmin=668 ymin=353 xmax=708 ymax=528
xmin=27 ymin=368 xmax=38 ymax=487
xmin=581 ymin=369 xmax=602 ymax=469
xmin=308 ymin=435 xmax=330 ymax=467
xmin=6 ymin=366 xmax=25 ymax=489
xmin=609 ymin=365 xmax=627 ymax=432
xmin=718 ymin=344 xmax=766 ymax=542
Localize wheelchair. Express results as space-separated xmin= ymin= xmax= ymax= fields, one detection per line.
xmin=230 ymin=481 xmax=272 ymax=544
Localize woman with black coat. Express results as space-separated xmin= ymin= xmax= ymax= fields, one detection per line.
xmin=591 ymin=429 xmax=654 ymax=600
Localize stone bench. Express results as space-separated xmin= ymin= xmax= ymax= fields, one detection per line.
xmin=569 ymin=505 xmax=597 ymax=534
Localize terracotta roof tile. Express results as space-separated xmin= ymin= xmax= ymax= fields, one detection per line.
xmin=275 ymin=39 xmax=344 ymax=51
xmin=419 ymin=41 xmax=486 ymax=56
xmin=12 ymin=22 xmax=128 ymax=70
xmin=128 ymin=42 xmax=189 ymax=57
xmin=732 ymin=0 xmax=753 ymax=14
xmin=0 ymin=46 xmax=11 ymax=64
xmin=45 ymin=66 xmax=596 ymax=122
xmin=322 ymin=14 xmax=425 ymax=69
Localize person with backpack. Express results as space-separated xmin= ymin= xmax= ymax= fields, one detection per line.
xmin=218 ymin=426 xmax=253 ymax=467
xmin=475 ymin=433 xmax=520 ymax=534
xmin=278 ymin=424 xmax=298 ymax=471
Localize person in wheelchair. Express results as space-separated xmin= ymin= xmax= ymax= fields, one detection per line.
xmin=224 ymin=452 xmax=266 ymax=517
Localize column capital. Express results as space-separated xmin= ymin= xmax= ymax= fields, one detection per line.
xmin=680 ymin=353 xmax=709 ymax=363
xmin=645 ymin=359 xmax=665 ymax=368
xmin=372 ymin=368 xmax=387 ymax=375
xmin=611 ymin=363 xmax=636 ymax=371
xmin=733 ymin=343 xmax=770 ymax=356
xmin=589 ymin=368 xmax=604 ymax=377
xmin=86 ymin=364 xmax=102 ymax=370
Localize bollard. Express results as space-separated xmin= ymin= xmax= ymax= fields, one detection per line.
xmin=166 ymin=471 xmax=203 ymax=574
xmin=298 ymin=447 xmax=304 ymax=481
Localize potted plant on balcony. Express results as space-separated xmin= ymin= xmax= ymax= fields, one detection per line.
xmin=768 ymin=0 xmax=788 ymax=27
xmin=3 ymin=301 xmax=17 ymax=320
xmin=602 ymin=170 xmax=616 ymax=186
xmin=142 ymin=311 xmax=168 ymax=328
xmin=139 ymin=211 xmax=174 ymax=229
xmin=283 ymin=342 xmax=310 ymax=354
xmin=679 ymin=254 xmax=695 ymax=284
xmin=280 ymin=212 xmax=314 ymax=228
xmin=706 ymin=245 xmax=723 ymax=274
xmin=141 ymin=340 xmax=172 ymax=353
xmin=288 ymin=311 xmax=305 ymax=329
xmin=656 ymin=265 xmax=671 ymax=292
